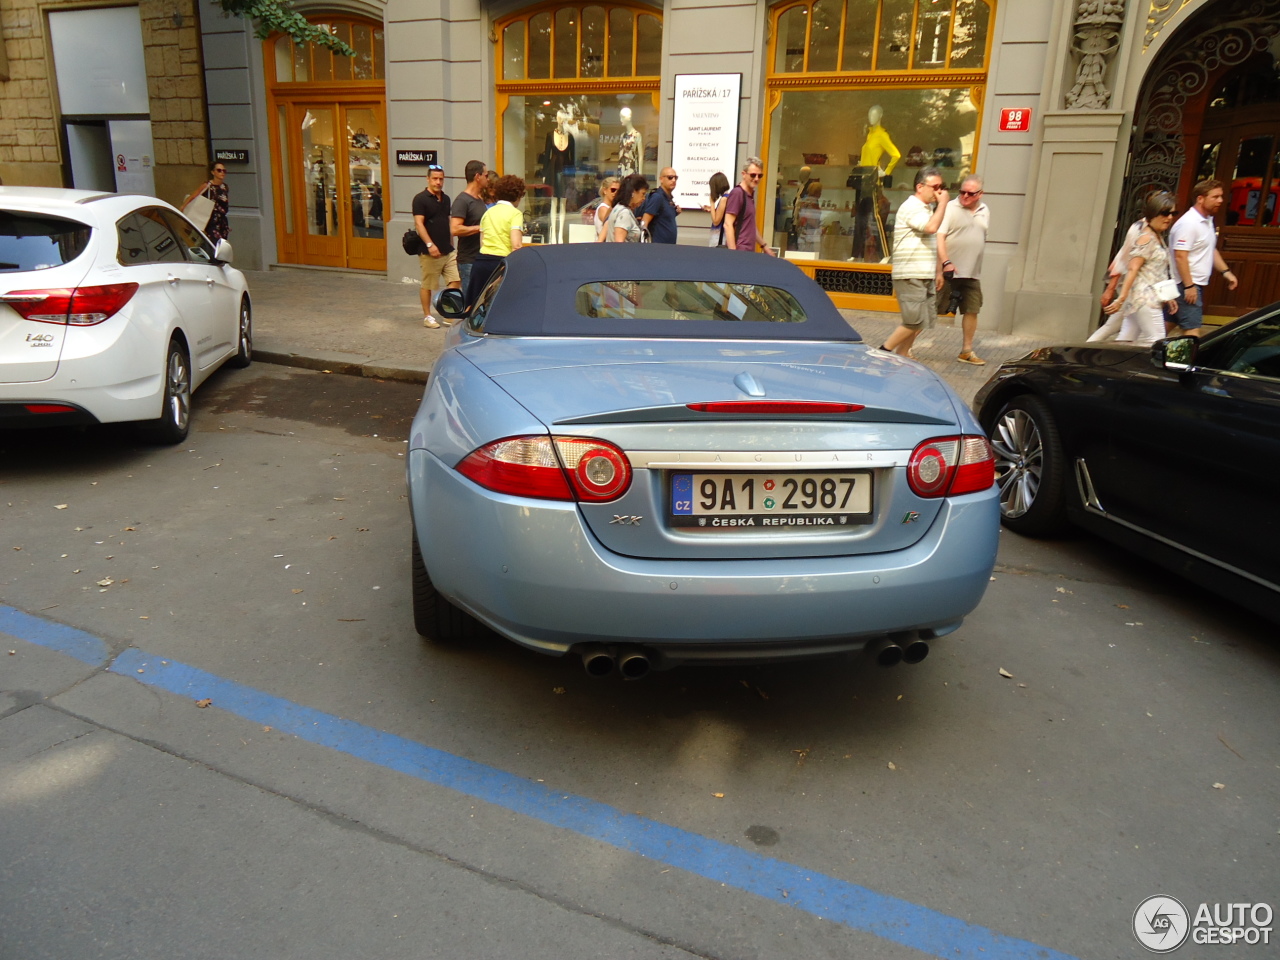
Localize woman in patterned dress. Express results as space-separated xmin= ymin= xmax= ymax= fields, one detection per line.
xmin=182 ymin=161 xmax=230 ymax=242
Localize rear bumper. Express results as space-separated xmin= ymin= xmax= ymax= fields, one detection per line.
xmin=0 ymin=400 xmax=99 ymax=428
xmin=410 ymin=450 xmax=1000 ymax=659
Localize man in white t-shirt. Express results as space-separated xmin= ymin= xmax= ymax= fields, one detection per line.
xmin=1167 ymin=178 xmax=1237 ymax=337
xmin=883 ymin=167 xmax=949 ymax=358
xmin=936 ymin=174 xmax=990 ymax=364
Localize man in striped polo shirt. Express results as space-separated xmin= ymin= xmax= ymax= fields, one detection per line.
xmin=883 ymin=166 xmax=950 ymax=358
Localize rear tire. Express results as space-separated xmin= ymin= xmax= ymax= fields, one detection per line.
xmin=987 ymin=394 xmax=1069 ymax=537
xmin=411 ymin=532 xmax=485 ymax=643
xmin=227 ymin=295 xmax=252 ymax=368
xmin=139 ymin=337 xmax=191 ymax=445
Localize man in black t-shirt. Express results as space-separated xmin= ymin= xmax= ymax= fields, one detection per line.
xmin=412 ymin=165 xmax=458 ymax=328
xmin=450 ymin=161 xmax=490 ymax=297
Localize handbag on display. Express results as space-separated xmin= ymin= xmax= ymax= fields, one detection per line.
xmin=183 ymin=185 xmax=215 ymax=231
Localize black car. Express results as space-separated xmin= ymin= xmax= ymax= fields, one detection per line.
xmin=974 ymin=305 xmax=1280 ymax=623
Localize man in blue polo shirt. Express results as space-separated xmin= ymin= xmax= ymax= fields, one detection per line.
xmin=640 ymin=167 xmax=681 ymax=243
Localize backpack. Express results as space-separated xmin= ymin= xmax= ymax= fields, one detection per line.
xmin=402 ymin=228 xmax=425 ymax=256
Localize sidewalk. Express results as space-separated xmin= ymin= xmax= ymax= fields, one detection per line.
xmin=249 ymin=265 xmax=1054 ymax=405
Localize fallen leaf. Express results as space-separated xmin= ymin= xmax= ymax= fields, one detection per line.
xmin=124 ymin=526 xmax=136 ymax=531
xmin=1018 ymin=683 xmax=1028 ymax=688
xmin=1212 ymin=782 xmax=1225 ymax=790
xmin=887 ymin=761 xmax=897 ymax=770
xmin=96 ymin=578 xmax=114 ymax=587
xmin=712 ymin=792 xmax=725 ymax=799
xmin=1116 ymin=604 xmax=1129 ymax=609
xmin=552 ymin=686 xmax=566 ymax=694
xmin=291 ymin=589 xmax=304 ymax=594
xmin=195 ymin=699 xmax=212 ymax=708
xmin=999 ymin=668 xmax=1014 ymax=678
xmin=139 ymin=616 xmax=149 ymax=619
xmin=333 ymin=497 xmax=346 ymax=501
xmin=1055 ymin=587 xmax=1072 ymax=594
xmin=54 ymin=504 xmax=68 ymax=510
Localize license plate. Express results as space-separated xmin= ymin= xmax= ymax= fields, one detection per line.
xmin=670 ymin=472 xmax=873 ymax=529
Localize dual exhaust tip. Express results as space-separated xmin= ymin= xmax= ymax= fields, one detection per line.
xmin=579 ymin=636 xmax=930 ymax=678
xmin=868 ymin=635 xmax=930 ymax=667
xmin=581 ymin=645 xmax=650 ymax=680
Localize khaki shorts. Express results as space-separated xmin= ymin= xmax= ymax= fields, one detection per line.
xmin=893 ymin=278 xmax=937 ymax=329
xmin=938 ymin=276 xmax=983 ymax=316
xmin=419 ymin=249 xmax=460 ymax=289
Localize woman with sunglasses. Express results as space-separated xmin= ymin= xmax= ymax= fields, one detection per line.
xmin=182 ymin=161 xmax=230 ymax=242
xmin=1102 ymin=191 xmax=1179 ymax=346
xmin=602 ymin=174 xmax=650 ymax=243
xmin=581 ymin=177 xmax=620 ymax=240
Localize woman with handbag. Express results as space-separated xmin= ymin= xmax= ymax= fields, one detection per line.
xmin=603 ymin=174 xmax=649 ymax=243
xmin=1102 ymin=191 xmax=1179 ymax=346
xmin=182 ymin=162 xmax=230 ymax=242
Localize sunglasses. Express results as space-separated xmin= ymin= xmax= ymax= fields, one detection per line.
xmin=747 ymin=173 xmax=763 ymax=179
xmin=428 ymin=164 xmax=444 ymax=172
xmin=959 ymin=189 xmax=982 ymax=197
xmin=213 ymin=168 xmax=227 ymax=174
xmin=1159 ymin=209 xmax=1176 ymax=216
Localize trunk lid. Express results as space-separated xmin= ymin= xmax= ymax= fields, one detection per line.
xmin=462 ymin=338 xmax=963 ymax=560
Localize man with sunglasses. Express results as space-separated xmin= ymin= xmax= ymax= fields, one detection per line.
xmin=883 ymin=167 xmax=949 ymax=358
xmin=412 ymin=164 xmax=459 ymax=328
xmin=450 ymin=161 xmax=491 ymax=298
xmin=640 ymin=168 xmax=681 ymax=244
xmin=722 ymin=158 xmax=775 ymax=255
xmin=936 ymin=174 xmax=990 ymax=364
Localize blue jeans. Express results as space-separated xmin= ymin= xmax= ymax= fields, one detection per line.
xmin=458 ymin=262 xmax=473 ymax=299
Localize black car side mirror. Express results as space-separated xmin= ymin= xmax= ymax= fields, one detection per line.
xmin=436 ymin=288 xmax=467 ymax=321
xmin=1152 ymin=335 xmax=1197 ymax=372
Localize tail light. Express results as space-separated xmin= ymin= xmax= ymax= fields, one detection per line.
xmin=456 ymin=435 xmax=632 ymax=502
xmin=3 ymin=283 xmax=139 ymax=325
xmin=907 ymin=435 xmax=995 ymax=498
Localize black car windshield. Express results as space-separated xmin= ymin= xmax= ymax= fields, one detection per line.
xmin=0 ymin=210 xmax=93 ymax=271
xmin=575 ymin=280 xmax=807 ymax=325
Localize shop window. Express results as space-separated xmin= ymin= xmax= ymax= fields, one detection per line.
xmin=496 ymin=4 xmax=662 ymax=243
xmin=271 ymin=19 xmax=384 ymax=83
xmin=763 ymin=1 xmax=991 ymax=267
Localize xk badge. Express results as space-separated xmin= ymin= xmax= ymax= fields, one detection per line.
xmin=610 ymin=515 xmax=643 ymax=525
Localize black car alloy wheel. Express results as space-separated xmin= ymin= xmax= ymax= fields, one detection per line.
xmin=988 ymin=394 xmax=1067 ymax=536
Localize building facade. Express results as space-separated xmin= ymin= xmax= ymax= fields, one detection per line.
xmin=3 ymin=0 xmax=1278 ymax=340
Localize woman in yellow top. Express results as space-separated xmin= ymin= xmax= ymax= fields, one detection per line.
xmin=465 ymin=175 xmax=526 ymax=305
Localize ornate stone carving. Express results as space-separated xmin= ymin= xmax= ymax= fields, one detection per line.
xmin=1066 ymin=1 xmax=1128 ymax=109
xmin=1146 ymin=0 xmax=1194 ymax=50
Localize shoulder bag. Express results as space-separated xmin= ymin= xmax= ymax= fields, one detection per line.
xmin=183 ymin=184 xmax=215 ymax=231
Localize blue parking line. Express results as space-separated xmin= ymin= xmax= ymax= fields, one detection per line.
xmin=3 ymin=604 xmax=1078 ymax=960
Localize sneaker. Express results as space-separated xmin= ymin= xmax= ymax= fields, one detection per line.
xmin=957 ymin=351 xmax=986 ymax=365
xmin=423 ymin=315 xmax=440 ymax=329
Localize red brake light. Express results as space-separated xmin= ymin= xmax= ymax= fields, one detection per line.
xmin=553 ymin=437 xmax=632 ymax=501
xmin=455 ymin=435 xmax=633 ymax=502
xmin=24 ymin=404 xmax=79 ymax=414
xmin=907 ymin=435 xmax=995 ymax=498
xmin=456 ymin=436 xmax=574 ymax=500
xmin=5 ymin=283 xmax=138 ymax=325
xmin=686 ymin=401 xmax=865 ymax=415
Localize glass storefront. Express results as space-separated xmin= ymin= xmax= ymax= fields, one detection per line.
xmin=767 ymin=86 xmax=979 ymax=262
xmin=763 ymin=0 xmax=992 ymax=299
xmin=495 ymin=3 xmax=661 ymax=243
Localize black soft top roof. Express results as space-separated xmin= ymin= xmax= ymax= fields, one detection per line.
xmin=483 ymin=244 xmax=862 ymax=341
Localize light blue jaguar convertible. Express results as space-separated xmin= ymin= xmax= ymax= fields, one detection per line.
xmin=407 ymin=245 xmax=998 ymax=677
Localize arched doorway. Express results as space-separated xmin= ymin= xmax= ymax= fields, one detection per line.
xmin=1122 ymin=1 xmax=1280 ymax=319
xmin=265 ymin=16 xmax=387 ymax=270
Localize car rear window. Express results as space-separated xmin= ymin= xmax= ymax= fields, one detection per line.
xmin=0 ymin=211 xmax=92 ymax=271
xmin=574 ymin=280 xmax=808 ymax=325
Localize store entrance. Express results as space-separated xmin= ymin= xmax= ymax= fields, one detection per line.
xmin=273 ymin=100 xmax=386 ymax=271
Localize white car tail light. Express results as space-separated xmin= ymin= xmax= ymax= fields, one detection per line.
xmin=456 ymin=435 xmax=633 ymax=502
xmin=907 ymin=435 xmax=995 ymax=498
xmin=3 ymin=283 xmax=139 ymax=325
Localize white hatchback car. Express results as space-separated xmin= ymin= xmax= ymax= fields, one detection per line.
xmin=1 ymin=187 xmax=251 ymax=443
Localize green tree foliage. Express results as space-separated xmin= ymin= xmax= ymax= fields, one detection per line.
xmin=213 ymin=0 xmax=355 ymax=56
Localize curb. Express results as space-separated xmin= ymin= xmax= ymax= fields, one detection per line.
xmin=255 ymin=345 xmax=430 ymax=384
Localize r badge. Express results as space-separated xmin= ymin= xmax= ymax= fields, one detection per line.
xmin=610 ymin=515 xmax=643 ymax=525
xmin=901 ymin=511 xmax=921 ymax=524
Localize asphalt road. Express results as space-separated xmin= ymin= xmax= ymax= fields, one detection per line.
xmin=2 ymin=364 xmax=1277 ymax=960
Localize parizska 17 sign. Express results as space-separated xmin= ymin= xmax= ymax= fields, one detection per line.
xmin=671 ymin=74 xmax=742 ymax=210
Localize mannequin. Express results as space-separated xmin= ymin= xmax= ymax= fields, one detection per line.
xmin=617 ymin=106 xmax=642 ymax=177
xmin=851 ymin=105 xmax=898 ymax=262
xmin=541 ymin=109 xmax=576 ymax=197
